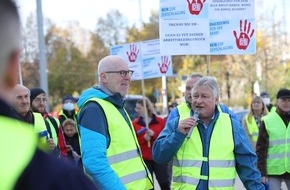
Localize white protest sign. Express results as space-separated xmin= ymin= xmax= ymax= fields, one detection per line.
xmin=110 ymin=43 xmax=143 ymax=80
xmin=110 ymin=39 xmax=173 ymax=80
xmin=141 ymin=39 xmax=173 ymax=79
xmin=159 ymin=0 xmax=255 ymax=55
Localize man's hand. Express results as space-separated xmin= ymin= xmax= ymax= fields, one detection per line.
xmin=178 ymin=118 xmax=197 ymax=135
xmin=46 ymin=138 xmax=56 ymax=150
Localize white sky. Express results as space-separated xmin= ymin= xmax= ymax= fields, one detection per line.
xmin=17 ymin=0 xmax=160 ymax=31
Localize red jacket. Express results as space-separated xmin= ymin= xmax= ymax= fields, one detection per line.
xmin=132 ymin=114 xmax=165 ymax=160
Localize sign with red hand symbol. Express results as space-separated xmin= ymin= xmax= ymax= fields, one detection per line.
xmin=160 ymin=0 xmax=255 ymax=55
xmin=110 ymin=39 xmax=173 ymax=80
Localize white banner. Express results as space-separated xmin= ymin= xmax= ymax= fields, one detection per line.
xmin=159 ymin=0 xmax=256 ymax=55
xmin=110 ymin=39 xmax=173 ymax=80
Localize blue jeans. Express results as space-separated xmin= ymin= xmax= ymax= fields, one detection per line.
xmin=268 ymin=177 xmax=290 ymax=190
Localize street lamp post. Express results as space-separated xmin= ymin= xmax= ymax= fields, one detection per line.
xmin=36 ymin=0 xmax=49 ymax=111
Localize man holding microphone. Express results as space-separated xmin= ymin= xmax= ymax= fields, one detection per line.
xmin=152 ymin=76 xmax=264 ymax=190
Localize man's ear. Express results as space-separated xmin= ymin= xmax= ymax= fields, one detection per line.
xmin=5 ymin=50 xmax=20 ymax=89
xmin=215 ymin=96 xmax=219 ymax=105
xmin=100 ymin=72 xmax=108 ymax=84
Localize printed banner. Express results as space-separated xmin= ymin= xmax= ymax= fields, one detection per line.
xmin=159 ymin=0 xmax=255 ymax=55
xmin=110 ymin=39 xmax=173 ymax=80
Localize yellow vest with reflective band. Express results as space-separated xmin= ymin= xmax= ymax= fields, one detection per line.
xmin=177 ymin=102 xmax=191 ymax=120
xmin=172 ymin=113 xmax=236 ymax=190
xmin=33 ymin=112 xmax=49 ymax=151
xmin=59 ymin=109 xmax=78 ymax=123
xmin=84 ymin=98 xmax=153 ymax=190
xmin=0 ymin=116 xmax=38 ymax=190
xmin=245 ymin=114 xmax=259 ymax=142
xmin=263 ymin=112 xmax=290 ymax=175
xmin=45 ymin=116 xmax=59 ymax=145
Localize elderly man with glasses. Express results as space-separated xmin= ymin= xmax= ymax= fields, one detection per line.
xmin=77 ymin=55 xmax=153 ymax=190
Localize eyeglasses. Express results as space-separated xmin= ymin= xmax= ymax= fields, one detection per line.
xmin=105 ymin=70 xmax=134 ymax=78
xmin=34 ymin=98 xmax=47 ymax=103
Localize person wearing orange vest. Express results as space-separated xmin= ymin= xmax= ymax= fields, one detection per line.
xmin=0 ymin=1 xmax=97 ymax=189
xmin=257 ymin=88 xmax=290 ymax=189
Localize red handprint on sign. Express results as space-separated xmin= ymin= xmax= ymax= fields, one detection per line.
xmin=233 ymin=20 xmax=255 ymax=50
xmin=126 ymin=44 xmax=139 ymax=62
xmin=187 ymin=0 xmax=206 ymax=15
xmin=158 ymin=56 xmax=171 ymax=74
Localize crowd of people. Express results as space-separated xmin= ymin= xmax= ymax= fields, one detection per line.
xmin=1 ymin=0 xmax=290 ymax=190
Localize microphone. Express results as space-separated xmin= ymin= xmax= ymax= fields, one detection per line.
xmin=187 ymin=109 xmax=200 ymax=139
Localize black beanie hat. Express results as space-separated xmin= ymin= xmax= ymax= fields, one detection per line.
xmin=276 ymin=88 xmax=290 ymax=99
xmin=30 ymin=87 xmax=46 ymax=104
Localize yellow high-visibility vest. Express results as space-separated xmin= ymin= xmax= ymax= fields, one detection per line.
xmin=172 ymin=113 xmax=236 ymax=190
xmin=0 ymin=116 xmax=38 ymax=190
xmin=81 ymin=98 xmax=153 ymax=190
xmin=263 ymin=112 xmax=290 ymax=175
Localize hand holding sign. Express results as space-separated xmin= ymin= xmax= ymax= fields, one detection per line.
xmin=233 ymin=20 xmax=255 ymax=50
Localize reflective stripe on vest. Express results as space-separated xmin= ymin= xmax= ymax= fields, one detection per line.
xmin=0 ymin=116 xmax=37 ymax=190
xmin=263 ymin=112 xmax=290 ymax=175
xmin=172 ymin=113 xmax=236 ymax=190
xmin=33 ymin=112 xmax=47 ymax=134
xmin=33 ymin=112 xmax=50 ymax=151
xmin=245 ymin=114 xmax=259 ymax=142
xmin=83 ymin=98 xmax=153 ymax=190
xmin=45 ymin=117 xmax=59 ymax=145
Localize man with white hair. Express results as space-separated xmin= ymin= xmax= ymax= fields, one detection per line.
xmin=0 ymin=1 xmax=97 ymax=189
xmin=153 ymin=76 xmax=264 ymax=189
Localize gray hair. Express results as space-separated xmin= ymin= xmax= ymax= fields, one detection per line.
xmin=15 ymin=84 xmax=31 ymax=95
xmin=0 ymin=0 xmax=21 ymax=77
xmin=192 ymin=76 xmax=219 ymax=98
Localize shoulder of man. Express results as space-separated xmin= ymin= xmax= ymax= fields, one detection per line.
xmin=14 ymin=149 xmax=97 ymax=190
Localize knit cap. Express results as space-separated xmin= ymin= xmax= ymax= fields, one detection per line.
xmin=30 ymin=87 xmax=46 ymax=104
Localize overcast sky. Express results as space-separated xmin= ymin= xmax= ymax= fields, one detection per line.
xmin=17 ymin=0 xmax=289 ymax=34
xmin=17 ymin=0 xmax=159 ymax=31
